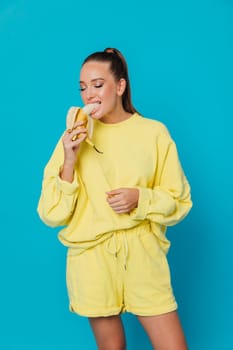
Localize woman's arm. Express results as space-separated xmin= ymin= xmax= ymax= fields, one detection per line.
xmin=37 ymin=122 xmax=87 ymax=227
xmin=106 ymin=130 xmax=192 ymax=226
xmin=37 ymin=137 xmax=80 ymax=227
xmin=132 ymin=132 xmax=192 ymax=226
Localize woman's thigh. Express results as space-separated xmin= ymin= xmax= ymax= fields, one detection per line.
xmin=89 ymin=315 xmax=126 ymax=350
xmin=137 ymin=311 xmax=188 ymax=350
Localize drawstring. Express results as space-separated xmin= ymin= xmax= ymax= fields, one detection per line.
xmin=105 ymin=232 xmax=129 ymax=270
xmin=122 ymin=233 xmax=128 ymax=270
xmin=105 ymin=233 xmax=120 ymax=258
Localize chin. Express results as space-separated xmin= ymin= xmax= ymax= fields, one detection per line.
xmin=91 ymin=109 xmax=104 ymax=120
xmin=91 ymin=113 xmax=102 ymax=120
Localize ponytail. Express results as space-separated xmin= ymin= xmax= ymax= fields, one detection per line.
xmin=82 ymin=48 xmax=138 ymax=114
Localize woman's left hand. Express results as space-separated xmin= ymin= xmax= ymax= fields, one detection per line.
xmin=106 ymin=188 xmax=139 ymax=214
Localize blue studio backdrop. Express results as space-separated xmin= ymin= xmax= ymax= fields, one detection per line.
xmin=0 ymin=1 xmax=232 ymax=349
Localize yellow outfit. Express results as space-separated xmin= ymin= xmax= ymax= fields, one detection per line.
xmin=37 ymin=113 xmax=192 ymax=316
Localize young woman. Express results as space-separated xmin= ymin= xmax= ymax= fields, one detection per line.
xmin=37 ymin=47 xmax=192 ymax=350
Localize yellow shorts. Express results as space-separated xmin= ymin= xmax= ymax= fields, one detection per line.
xmin=66 ymin=224 xmax=177 ymax=317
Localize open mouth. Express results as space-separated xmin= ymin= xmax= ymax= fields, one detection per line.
xmin=90 ymin=102 xmax=101 ymax=115
xmin=83 ymin=102 xmax=100 ymax=115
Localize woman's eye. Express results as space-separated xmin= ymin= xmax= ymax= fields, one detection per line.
xmin=79 ymin=87 xmax=86 ymax=92
xmin=95 ymin=84 xmax=103 ymax=89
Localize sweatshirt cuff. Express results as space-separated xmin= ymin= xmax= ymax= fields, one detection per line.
xmin=56 ymin=171 xmax=79 ymax=195
xmin=132 ymin=187 xmax=151 ymax=220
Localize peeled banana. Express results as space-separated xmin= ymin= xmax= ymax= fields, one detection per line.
xmin=66 ymin=103 xmax=103 ymax=153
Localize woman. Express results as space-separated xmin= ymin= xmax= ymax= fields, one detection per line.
xmin=37 ymin=47 xmax=192 ymax=350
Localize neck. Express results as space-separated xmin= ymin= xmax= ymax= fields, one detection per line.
xmin=100 ymin=105 xmax=133 ymax=124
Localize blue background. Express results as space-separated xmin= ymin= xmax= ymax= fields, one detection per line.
xmin=0 ymin=0 xmax=232 ymax=349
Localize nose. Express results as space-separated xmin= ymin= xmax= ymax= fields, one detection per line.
xmin=85 ymin=86 xmax=95 ymax=101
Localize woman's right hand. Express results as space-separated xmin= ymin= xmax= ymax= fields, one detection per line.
xmin=62 ymin=121 xmax=87 ymax=164
xmin=60 ymin=121 xmax=87 ymax=182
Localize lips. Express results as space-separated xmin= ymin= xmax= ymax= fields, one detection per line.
xmin=90 ymin=102 xmax=101 ymax=115
xmin=83 ymin=102 xmax=100 ymax=115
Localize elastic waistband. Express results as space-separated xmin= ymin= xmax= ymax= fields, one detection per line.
xmin=104 ymin=222 xmax=151 ymax=270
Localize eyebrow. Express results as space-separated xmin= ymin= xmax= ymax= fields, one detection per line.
xmin=79 ymin=78 xmax=105 ymax=84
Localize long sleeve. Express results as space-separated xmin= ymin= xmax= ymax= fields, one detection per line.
xmin=37 ymin=136 xmax=80 ymax=227
xmin=132 ymin=131 xmax=192 ymax=226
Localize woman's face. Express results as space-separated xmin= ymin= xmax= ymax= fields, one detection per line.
xmin=79 ymin=61 xmax=125 ymax=120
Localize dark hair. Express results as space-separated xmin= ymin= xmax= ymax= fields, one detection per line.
xmin=82 ymin=48 xmax=137 ymax=114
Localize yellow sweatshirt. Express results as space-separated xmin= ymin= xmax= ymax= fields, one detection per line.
xmin=37 ymin=113 xmax=192 ymax=254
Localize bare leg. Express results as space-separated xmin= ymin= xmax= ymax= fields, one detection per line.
xmin=89 ymin=315 xmax=126 ymax=350
xmin=137 ymin=311 xmax=188 ymax=350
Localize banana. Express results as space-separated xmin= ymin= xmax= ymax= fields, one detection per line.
xmin=66 ymin=103 xmax=103 ymax=153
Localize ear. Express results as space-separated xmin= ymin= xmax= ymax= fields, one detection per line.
xmin=117 ymin=78 xmax=126 ymax=96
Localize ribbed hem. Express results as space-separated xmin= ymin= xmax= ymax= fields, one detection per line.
xmin=56 ymin=172 xmax=79 ymax=194
xmin=131 ymin=187 xmax=151 ymax=220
